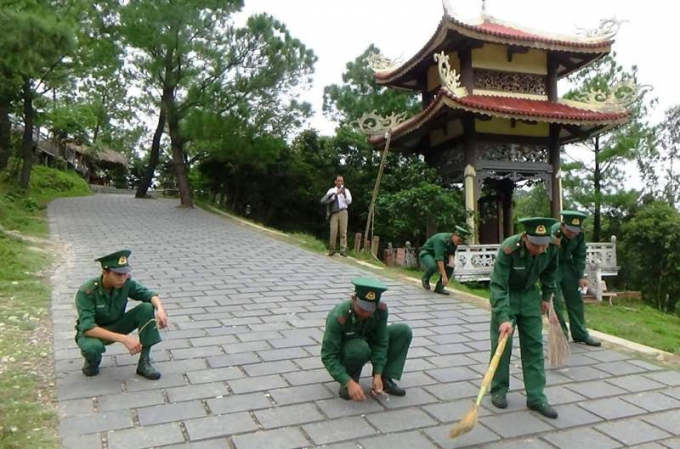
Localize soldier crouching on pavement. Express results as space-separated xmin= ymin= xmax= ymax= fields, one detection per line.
xmin=74 ymin=249 xmax=168 ymax=379
xmin=321 ymin=277 xmax=412 ymax=401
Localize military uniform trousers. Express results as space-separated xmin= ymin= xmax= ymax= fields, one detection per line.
xmin=490 ymin=288 xmax=547 ymax=407
xmin=420 ymin=252 xmax=453 ymax=292
xmin=77 ymin=302 xmax=162 ymax=362
xmin=553 ymin=268 xmax=589 ymax=341
xmin=340 ymin=323 xmax=412 ymax=380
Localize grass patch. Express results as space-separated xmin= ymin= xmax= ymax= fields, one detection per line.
xmin=586 ymin=299 xmax=680 ymax=354
xmin=0 ymin=165 xmax=91 ymax=449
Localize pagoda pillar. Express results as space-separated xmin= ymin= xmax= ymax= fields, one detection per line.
xmin=463 ymin=114 xmax=478 ymax=243
xmin=549 ymin=123 xmax=562 ymax=218
xmin=500 ymin=179 xmax=514 ymax=239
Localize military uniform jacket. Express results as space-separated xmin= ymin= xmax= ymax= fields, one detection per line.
xmin=551 ymin=222 xmax=587 ymax=280
xmin=75 ymin=276 xmax=157 ymax=337
xmin=420 ymin=233 xmax=457 ymax=261
xmin=489 ymin=234 xmax=558 ymax=323
xmin=321 ymin=300 xmax=388 ymax=386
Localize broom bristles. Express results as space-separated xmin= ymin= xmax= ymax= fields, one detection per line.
xmin=448 ymin=404 xmax=478 ymax=439
xmin=548 ymin=297 xmax=570 ymax=367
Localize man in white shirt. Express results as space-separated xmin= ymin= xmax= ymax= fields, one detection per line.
xmin=321 ymin=175 xmax=352 ymax=256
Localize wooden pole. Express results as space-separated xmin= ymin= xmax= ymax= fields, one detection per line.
xmin=354 ymin=232 xmax=362 ymax=254
xmin=363 ymin=132 xmax=392 ymax=251
xmin=371 ymin=235 xmax=380 ymax=258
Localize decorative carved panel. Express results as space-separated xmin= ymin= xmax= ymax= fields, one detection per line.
xmin=476 ymin=170 xmax=552 ymax=200
xmin=474 ymin=69 xmax=546 ymax=95
xmin=478 ymin=143 xmax=549 ymax=163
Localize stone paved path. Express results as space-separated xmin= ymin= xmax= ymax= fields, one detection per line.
xmin=49 ymin=195 xmax=680 ymax=449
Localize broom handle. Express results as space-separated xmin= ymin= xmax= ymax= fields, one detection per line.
xmin=474 ymin=331 xmax=510 ymax=406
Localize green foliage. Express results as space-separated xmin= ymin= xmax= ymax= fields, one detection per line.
xmin=513 ymin=183 xmax=551 ymax=221
xmin=323 ymin=45 xmax=420 ymax=125
xmin=621 ymin=202 xmax=680 ymax=314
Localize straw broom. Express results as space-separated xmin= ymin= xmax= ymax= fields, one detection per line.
xmin=547 ymin=295 xmax=570 ymax=367
xmin=449 ymin=330 xmax=510 ymax=439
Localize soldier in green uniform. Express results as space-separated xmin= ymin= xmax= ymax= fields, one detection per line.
xmin=419 ymin=225 xmax=472 ymax=295
xmin=321 ymin=278 xmax=412 ymax=401
xmin=74 ymin=250 xmax=168 ymax=379
xmin=489 ymin=217 xmax=559 ymax=419
xmin=551 ymin=211 xmax=601 ymax=346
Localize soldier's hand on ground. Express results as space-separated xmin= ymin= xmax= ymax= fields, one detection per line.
xmin=579 ymin=278 xmax=588 ymax=289
xmin=122 ymin=335 xmax=142 ymax=354
xmin=347 ymin=379 xmax=366 ymax=402
xmin=156 ymin=310 xmax=168 ymax=329
xmin=498 ymin=321 xmax=514 ymax=337
xmin=541 ymin=301 xmax=550 ymax=314
xmin=370 ymin=375 xmax=383 ymax=398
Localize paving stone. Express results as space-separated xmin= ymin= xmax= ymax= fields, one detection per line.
xmin=424 ymin=423 xmax=500 ymax=448
xmin=58 ymin=398 xmax=93 ymax=417
xmin=167 ymin=383 xmax=229 ymax=402
xmin=315 ymin=395 xmax=385 ymax=418
xmin=188 ymin=335 xmax=239 ymax=347
xmin=374 ymin=386 xmax=439 ymax=409
xmin=423 ymin=380 xmax=478 ymax=401
xmin=663 ymin=437 xmax=680 ymax=448
xmin=623 ymin=391 xmax=680 ymax=412
xmin=254 ymin=402 xmax=325 ymax=428
xmin=107 ymin=422 xmax=185 ymax=449
xmin=303 ymin=416 xmax=377 ymax=445
xmin=137 ymin=401 xmax=207 ymax=426
xmin=232 ymin=427 xmax=309 ymax=449
xmin=426 ymin=366 xmax=479 ymax=383
xmin=269 ymin=384 xmax=334 ymax=405
xmin=483 ymin=437 xmax=555 ymax=449
xmin=58 ymin=380 xmax=122 ymax=401
xmin=607 ymin=374 xmax=669 ymax=393
xmin=257 ymin=347 xmax=310 ymax=361
xmin=586 ymin=350 xmax=632 ymax=362
xmin=564 ymin=380 xmax=628 ymax=399
xmin=62 ymin=433 xmax=103 ymax=449
xmin=283 ymin=368 xmax=331 ymax=386
xmin=624 ymin=444 xmax=667 ymax=449
xmin=228 ymin=374 xmax=288 ymax=393
xmin=642 ymin=410 xmax=680 ymax=435
xmin=207 ymin=392 xmax=272 ymax=414
xmin=185 ymin=412 xmax=258 ymax=440
xmin=359 ymin=430 xmax=438 ymax=449
xmin=163 ymin=440 xmax=229 ymax=449
xmin=243 ymin=360 xmax=299 ymax=377
xmin=207 ymin=352 xmax=261 ymax=368
xmin=424 ymin=399 xmax=493 ymax=423
xmin=580 ymin=397 xmax=648 ymax=420
xmin=542 ymin=385 xmax=588 ymax=404
xmin=645 ymin=371 xmax=680 ymax=387
xmin=222 ymin=341 xmax=271 ymax=354
xmin=425 ymin=353 xmax=476 ymax=368
xmin=597 ymin=418 xmax=672 ymax=446
xmin=537 ymin=403 xmax=603 ymax=429
xmin=662 ymin=386 xmax=680 ymax=400
xmin=558 ymin=365 xmax=610 ymax=381
xmin=542 ymin=427 xmax=623 ymax=449
xmin=293 ymin=356 xmax=324 ymax=370
xmin=481 ymin=411 xmax=555 ymax=438
xmin=59 ymin=410 xmax=133 ymax=437
xmin=98 ymin=391 xmax=165 ymax=412
xmin=596 ymin=361 xmax=650 ymax=376
xmin=126 ymin=373 xmax=188 ymax=392
xmin=365 ymin=408 xmax=436 ymax=433
xmin=187 ymin=367 xmax=245 ymax=384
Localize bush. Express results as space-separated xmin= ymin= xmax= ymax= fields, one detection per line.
xmin=621 ymin=202 xmax=680 ymax=314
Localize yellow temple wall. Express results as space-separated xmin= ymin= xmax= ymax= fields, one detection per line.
xmin=475 ymin=117 xmax=549 ymax=137
xmin=472 ymin=43 xmax=547 ymax=75
xmin=427 ymin=52 xmax=460 ymax=91
xmin=429 ymin=119 xmax=464 ymax=146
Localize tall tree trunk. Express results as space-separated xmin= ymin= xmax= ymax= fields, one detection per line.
xmin=19 ymin=78 xmax=34 ymax=189
xmin=165 ymin=96 xmax=193 ymax=208
xmin=593 ymin=136 xmax=601 ymax=242
xmin=0 ymin=98 xmax=11 ymax=170
xmin=135 ymin=100 xmax=167 ymax=198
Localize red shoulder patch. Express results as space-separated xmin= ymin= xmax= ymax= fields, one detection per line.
xmin=337 ymin=315 xmax=347 ymax=325
xmin=379 ymin=302 xmax=387 ymax=310
xmin=503 ymin=246 xmax=513 ymax=255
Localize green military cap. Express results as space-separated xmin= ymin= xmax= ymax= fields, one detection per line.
xmin=561 ymin=210 xmax=587 ymax=233
xmin=519 ymin=217 xmax=558 ymax=245
xmin=95 ymin=249 xmax=132 ymax=274
xmin=454 ymin=225 xmax=472 ymax=238
xmin=352 ymin=277 xmax=388 ymax=312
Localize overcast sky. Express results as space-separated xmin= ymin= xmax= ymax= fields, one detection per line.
xmin=239 ymin=0 xmax=678 ymax=136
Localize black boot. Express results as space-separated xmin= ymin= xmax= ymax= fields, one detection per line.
xmin=338 ymin=367 xmax=362 ymax=400
xmin=421 ymin=277 xmax=431 ymax=290
xmin=136 ymin=353 xmax=161 ymax=380
xmin=580 ymin=336 xmax=601 ymax=347
xmin=528 ymin=402 xmax=558 ymax=419
xmin=491 ymin=395 xmax=508 ymax=409
xmin=82 ymin=356 xmax=101 ymax=377
xmin=382 ymin=377 xmax=406 ymax=396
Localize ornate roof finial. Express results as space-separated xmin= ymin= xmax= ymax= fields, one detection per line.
xmin=482 ymin=0 xmax=487 ymax=14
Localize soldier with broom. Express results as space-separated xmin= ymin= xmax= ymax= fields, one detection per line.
xmin=419 ymin=225 xmax=472 ymax=295
xmin=552 ymin=210 xmax=601 ymax=347
xmin=488 ymin=217 xmax=560 ymax=419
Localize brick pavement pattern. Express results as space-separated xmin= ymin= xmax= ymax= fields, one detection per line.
xmin=50 ymin=195 xmax=680 ymax=449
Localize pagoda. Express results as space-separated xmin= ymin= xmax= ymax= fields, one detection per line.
xmin=368 ymin=4 xmax=639 ymax=243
